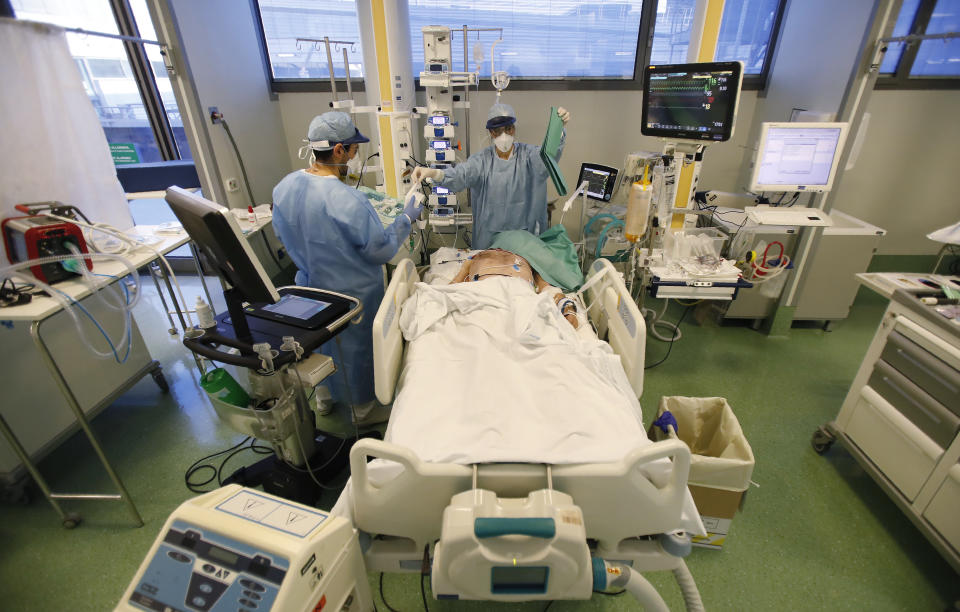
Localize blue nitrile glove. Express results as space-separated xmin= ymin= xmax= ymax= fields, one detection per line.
xmin=653 ymin=410 xmax=678 ymax=435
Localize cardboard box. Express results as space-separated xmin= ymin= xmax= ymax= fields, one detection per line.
xmin=651 ymin=397 xmax=755 ymax=550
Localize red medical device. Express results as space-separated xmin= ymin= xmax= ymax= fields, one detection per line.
xmin=2 ymin=215 xmax=92 ymax=283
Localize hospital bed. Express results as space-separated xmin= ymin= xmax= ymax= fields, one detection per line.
xmin=336 ymin=256 xmax=705 ymax=604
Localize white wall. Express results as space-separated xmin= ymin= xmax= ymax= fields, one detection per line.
xmin=170 ymin=0 xmax=288 ymax=209
xmin=834 ymin=89 xmax=960 ymax=254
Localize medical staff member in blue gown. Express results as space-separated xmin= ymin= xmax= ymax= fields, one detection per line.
xmin=272 ymin=111 xmax=423 ymax=424
xmin=410 ymin=103 xmax=570 ymax=249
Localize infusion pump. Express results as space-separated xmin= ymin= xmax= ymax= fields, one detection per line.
xmin=117 ymin=485 xmax=372 ymax=612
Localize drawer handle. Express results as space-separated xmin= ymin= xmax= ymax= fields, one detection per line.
xmin=896 ymin=349 xmax=959 ymax=393
xmin=882 ymin=376 xmax=943 ymax=425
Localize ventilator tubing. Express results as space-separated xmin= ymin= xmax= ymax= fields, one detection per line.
xmin=673 ymin=561 xmax=705 ymax=612
xmin=594 ymin=558 xmax=703 ymax=612
xmin=1 ymin=252 xmax=141 ymax=359
xmin=625 ymin=182 xmax=651 ymax=242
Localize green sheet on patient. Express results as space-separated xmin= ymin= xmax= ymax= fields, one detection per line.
xmin=490 ymin=226 xmax=584 ymax=292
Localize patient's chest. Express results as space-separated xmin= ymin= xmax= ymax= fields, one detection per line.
xmin=469 ymin=249 xmax=535 ymax=286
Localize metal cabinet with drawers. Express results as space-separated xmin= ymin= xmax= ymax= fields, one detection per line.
xmin=814 ymin=276 xmax=960 ymax=573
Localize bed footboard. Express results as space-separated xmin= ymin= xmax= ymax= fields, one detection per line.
xmin=584 ymin=258 xmax=647 ymax=397
xmin=349 ymin=437 xmax=691 ymax=557
xmin=373 ymin=259 xmax=419 ymax=404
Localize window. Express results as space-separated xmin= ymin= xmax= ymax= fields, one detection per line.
xmin=252 ymin=0 xmax=787 ymax=90
xmin=407 ymin=1 xmax=646 ymax=79
xmin=129 ymin=0 xmax=193 ymax=160
xmin=256 ymin=0 xmax=365 ymax=81
xmin=715 ymin=0 xmax=783 ymax=75
xmin=912 ymin=0 xmax=960 ymax=76
xmin=12 ymin=0 xmax=192 ymax=163
xmin=650 ymin=0 xmax=697 ymax=64
xmin=651 ymin=0 xmax=784 ymax=83
xmin=879 ymin=0 xmax=960 ymax=87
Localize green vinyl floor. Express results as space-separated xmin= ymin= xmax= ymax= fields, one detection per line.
xmin=0 ymin=277 xmax=956 ymax=611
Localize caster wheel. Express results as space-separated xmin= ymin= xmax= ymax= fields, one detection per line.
xmin=62 ymin=512 xmax=82 ymax=529
xmin=152 ymin=370 xmax=169 ymax=393
xmin=811 ymin=427 xmax=835 ymax=455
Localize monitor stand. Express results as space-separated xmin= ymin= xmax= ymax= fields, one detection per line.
xmin=224 ymin=287 xmax=253 ymax=344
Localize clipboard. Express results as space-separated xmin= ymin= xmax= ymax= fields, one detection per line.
xmin=539 ymin=106 xmax=568 ymax=196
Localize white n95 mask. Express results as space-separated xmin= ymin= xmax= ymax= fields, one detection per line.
xmin=493 ymin=133 xmax=514 ymax=153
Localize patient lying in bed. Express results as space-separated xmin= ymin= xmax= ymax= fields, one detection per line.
xmin=450 ymin=248 xmax=579 ymax=328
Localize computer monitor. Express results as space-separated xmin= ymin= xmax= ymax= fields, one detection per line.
xmin=641 ymin=61 xmax=743 ymax=143
xmin=577 ymin=163 xmax=619 ymax=202
xmin=749 ymin=122 xmax=849 ymax=193
xmin=165 ymin=186 xmax=279 ymax=304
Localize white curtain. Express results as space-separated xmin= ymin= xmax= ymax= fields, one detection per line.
xmin=0 ymin=18 xmax=133 ymax=266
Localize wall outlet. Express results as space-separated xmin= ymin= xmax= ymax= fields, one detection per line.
xmin=225 ymin=177 xmax=240 ymax=192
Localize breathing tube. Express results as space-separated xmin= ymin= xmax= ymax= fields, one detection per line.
xmin=1 ymin=252 xmax=141 ymax=360
xmin=583 ymin=213 xmax=626 ymax=259
xmin=592 ymin=557 xmax=704 ymax=612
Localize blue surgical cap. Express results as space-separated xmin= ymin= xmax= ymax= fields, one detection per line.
xmin=485 ymin=103 xmax=517 ymax=130
xmin=306 ymin=111 xmax=370 ymax=151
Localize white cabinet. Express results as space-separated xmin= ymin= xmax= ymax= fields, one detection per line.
xmin=818 ymin=284 xmax=960 ymax=573
xmin=924 ymin=463 xmax=960 ymax=552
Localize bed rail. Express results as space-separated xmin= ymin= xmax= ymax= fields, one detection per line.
xmin=373 ymin=259 xmax=419 ymax=404
xmin=372 ymin=258 xmax=647 ymax=403
xmin=584 ymin=258 xmax=647 ymax=397
xmin=349 ymin=437 xmax=691 ymax=554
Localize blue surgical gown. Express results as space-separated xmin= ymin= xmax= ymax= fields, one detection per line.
xmin=440 ymin=136 xmax=564 ymax=250
xmin=272 ymin=171 xmax=411 ymax=406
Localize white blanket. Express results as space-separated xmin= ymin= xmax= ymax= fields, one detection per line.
xmin=332 ymin=274 xmax=705 ymax=536
xmin=387 ymin=276 xmax=647 ymax=464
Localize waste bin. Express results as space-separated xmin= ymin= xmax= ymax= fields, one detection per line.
xmin=650 ymin=396 xmax=755 ymax=549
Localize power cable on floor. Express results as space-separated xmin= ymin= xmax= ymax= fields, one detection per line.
xmin=645 ymin=305 xmax=693 ymax=370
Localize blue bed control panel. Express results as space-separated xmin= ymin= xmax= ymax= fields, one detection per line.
xmin=127 ymin=520 xmax=289 ymax=612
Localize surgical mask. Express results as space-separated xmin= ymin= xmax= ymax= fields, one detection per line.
xmin=346 ymin=154 xmax=363 ymax=175
xmin=493 ymin=133 xmax=514 ymax=153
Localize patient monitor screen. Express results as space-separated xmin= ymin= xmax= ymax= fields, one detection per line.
xmin=578 ymin=163 xmax=619 ymax=201
xmin=641 ymin=61 xmax=742 ymax=142
xmin=750 ymin=123 xmax=848 ymax=192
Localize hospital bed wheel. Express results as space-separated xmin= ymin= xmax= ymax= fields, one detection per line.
xmin=811 ymin=427 xmax=835 ymax=455
xmin=152 ymin=370 xmax=169 ymax=393
xmin=62 ymin=513 xmax=82 ymax=529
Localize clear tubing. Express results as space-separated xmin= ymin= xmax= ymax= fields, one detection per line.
xmin=1 ymin=252 xmax=141 ymax=359
xmin=47 ymin=214 xmax=195 ymax=328
xmin=643 ymin=298 xmax=683 ymax=343
xmin=65 ymin=242 xmax=134 ymax=315
xmin=66 ymin=250 xmax=135 ymax=359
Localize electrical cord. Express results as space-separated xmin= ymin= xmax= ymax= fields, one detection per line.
xmin=184 ymin=436 xmax=254 ymax=493
xmin=0 ymin=278 xmax=35 ymax=307
xmin=220 ymin=119 xmax=256 ymax=210
xmin=645 ymin=305 xmax=692 ymax=370
xmin=379 ymin=573 xmax=400 ymax=612
xmin=420 ymin=543 xmax=431 ymax=612
xmin=356 ymin=152 xmax=380 ymax=188
xmin=217 ymin=117 xmax=283 ymax=271
xmin=420 ymin=573 xmax=430 ymax=612
xmin=282 ymin=367 xmax=350 ymax=490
